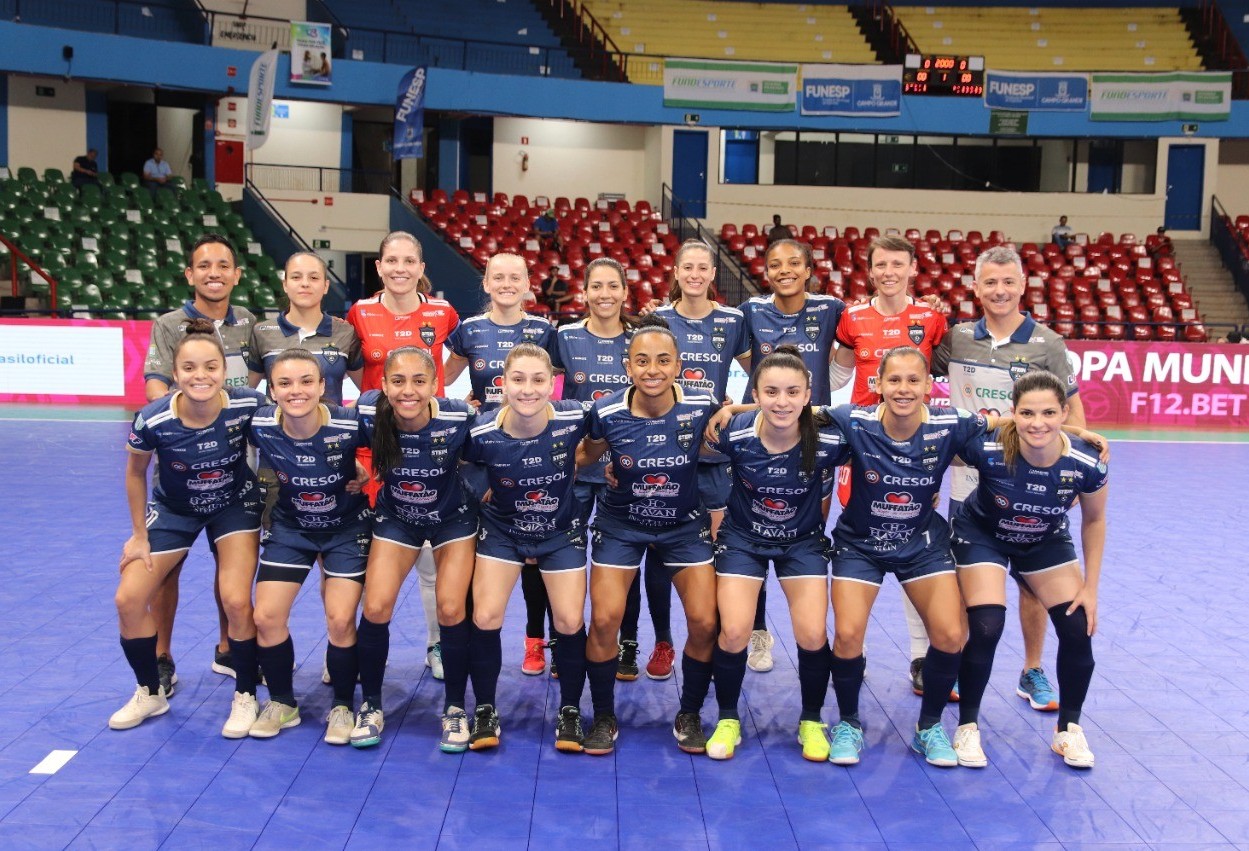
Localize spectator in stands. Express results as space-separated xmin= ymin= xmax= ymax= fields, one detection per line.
xmin=71 ymin=148 xmax=100 ymax=193
xmin=143 ymin=147 xmax=174 ymax=196
xmin=542 ymin=268 xmax=572 ymax=316
xmin=534 ymin=209 xmax=559 ymax=248
xmin=767 ymin=214 xmax=791 ymax=244
xmin=1224 ymin=330 xmax=1243 ymax=344
xmin=1147 ymin=226 xmax=1173 ymax=261
xmin=1051 ymin=215 xmax=1074 ymax=249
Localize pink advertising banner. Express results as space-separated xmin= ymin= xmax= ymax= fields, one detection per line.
xmin=1066 ymin=340 xmax=1249 ymax=429
xmin=0 ymin=318 xmax=152 ymax=406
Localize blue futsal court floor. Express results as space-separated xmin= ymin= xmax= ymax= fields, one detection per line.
xmin=2 ymin=413 xmax=1249 ymax=849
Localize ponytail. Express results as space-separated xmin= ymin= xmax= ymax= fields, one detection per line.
xmin=371 ymin=393 xmax=402 ymax=478
xmin=999 ymin=419 xmax=1022 ymax=473
xmin=1000 ymin=370 xmax=1068 ymax=473
xmin=797 ymin=403 xmax=817 ymax=480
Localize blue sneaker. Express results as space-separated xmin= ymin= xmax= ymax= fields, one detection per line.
xmin=828 ymin=721 xmax=865 ymax=766
xmin=911 ymin=722 xmax=958 ymax=767
xmin=1017 ymin=667 xmax=1059 ymax=711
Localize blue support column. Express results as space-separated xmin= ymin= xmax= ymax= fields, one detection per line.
xmin=0 ymin=75 xmax=8 ymax=168
xmin=437 ymin=116 xmax=460 ymax=192
xmin=85 ymin=90 xmax=108 ymax=169
xmin=340 ymin=109 xmax=353 ymax=192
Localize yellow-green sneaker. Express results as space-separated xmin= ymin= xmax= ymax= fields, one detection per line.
xmin=706 ymin=719 xmax=741 ymax=760
xmin=797 ymin=720 xmax=831 ymax=762
xmin=248 ymin=700 xmax=300 ymax=739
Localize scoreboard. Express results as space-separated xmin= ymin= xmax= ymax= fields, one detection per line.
xmin=903 ymin=54 xmax=985 ymax=97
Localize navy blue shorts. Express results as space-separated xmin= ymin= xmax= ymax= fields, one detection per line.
xmin=831 ymin=544 xmax=956 ymax=587
xmin=951 ymin=514 xmax=1080 ymax=576
xmin=698 ymin=462 xmax=731 ymax=513
xmin=476 ymin=514 xmax=588 ymax=572
xmin=715 ymin=524 xmax=831 ymax=580
xmin=145 ymin=482 xmax=262 ymax=556
xmin=590 ymin=512 xmax=712 ymax=574
xmin=258 ymin=514 xmax=372 ymax=583
xmin=573 ymin=480 xmax=604 ymax=525
xmin=371 ymin=506 xmax=478 ymax=551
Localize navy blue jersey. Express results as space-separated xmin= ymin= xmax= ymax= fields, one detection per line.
xmin=127 ymin=387 xmax=265 ymax=515
xmin=552 ymin=320 xmax=630 ymax=484
xmin=957 ymin=431 xmax=1109 ymax=545
xmin=740 ymin=294 xmax=845 ymax=405
xmin=587 ymin=386 xmax=718 ymax=528
xmin=464 ymin=399 xmax=590 ymax=540
xmin=825 ymin=403 xmax=988 ymax=563
xmin=447 ymin=313 xmax=556 ymax=412
xmin=714 ymin=411 xmax=848 ymax=543
xmin=357 ymin=390 xmax=476 ymax=526
xmin=249 ymin=404 xmax=368 ymax=529
xmin=654 ymin=303 xmax=749 ymax=402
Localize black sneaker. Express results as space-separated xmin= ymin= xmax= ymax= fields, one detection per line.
xmin=212 ymin=648 xmax=236 ymax=679
xmin=582 ymin=713 xmax=618 ymax=756
xmin=548 ymin=636 xmax=559 ymax=680
xmin=673 ymin=711 xmax=707 ymax=754
xmin=910 ymin=658 xmax=924 ymax=696
xmin=468 ymin=704 xmax=501 ymax=751
xmin=156 ymin=654 xmax=178 ymax=698
xmin=616 ymin=640 xmax=640 ymax=681
xmin=554 ymin=706 xmax=584 ymax=753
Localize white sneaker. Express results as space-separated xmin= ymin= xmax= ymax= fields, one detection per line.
xmin=325 ymin=705 xmax=354 ymax=745
xmin=222 ymin=691 xmax=259 ymax=739
xmin=108 ymin=685 xmax=170 ymax=730
xmin=427 ymin=643 xmax=444 ymax=681
xmin=440 ymin=706 xmax=470 ymax=753
xmin=351 ymin=701 xmax=384 ymax=748
xmin=249 ymin=700 xmax=301 ymax=738
xmin=1052 ymin=723 xmax=1095 ymax=768
xmin=747 ymin=629 xmax=775 ymax=673
xmin=953 ymin=722 xmax=988 ymax=768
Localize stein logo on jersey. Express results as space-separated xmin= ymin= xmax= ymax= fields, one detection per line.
xmin=711 ymin=326 xmax=727 ymax=352
xmin=322 ymin=344 xmax=340 ymax=365
xmin=1008 ymin=357 xmax=1029 ymax=381
xmin=420 ymin=323 xmax=436 ymax=347
xmin=908 ymin=322 xmax=926 ymax=345
xmin=676 ymin=423 xmax=695 ymax=451
xmin=804 ymin=312 xmax=821 ymax=341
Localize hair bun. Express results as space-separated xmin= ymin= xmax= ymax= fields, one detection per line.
xmin=184 ymin=317 xmax=217 ymax=336
xmin=773 ymin=343 xmax=802 ymax=358
xmin=635 ymin=313 xmax=670 ymax=331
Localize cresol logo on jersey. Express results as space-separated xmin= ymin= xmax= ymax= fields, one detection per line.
xmin=0 ymin=322 xmax=129 ymax=398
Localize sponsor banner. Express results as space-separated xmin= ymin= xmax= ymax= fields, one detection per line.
xmin=800 ymin=64 xmax=902 ymax=116
xmin=984 ymin=71 xmax=1088 ymax=112
xmin=246 ymin=50 xmax=279 ymax=151
xmin=290 ymin=21 xmax=332 ymax=85
xmin=1090 ymin=72 xmax=1231 ymax=122
xmin=393 ymin=67 xmax=427 ymax=160
xmin=1067 ymin=340 xmax=1249 ymax=429
xmin=663 ymin=58 xmax=797 ymax=112
xmin=0 ymin=319 xmax=151 ymax=405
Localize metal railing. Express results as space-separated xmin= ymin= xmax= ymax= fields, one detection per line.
xmin=245 ymin=163 xmax=391 ymax=196
xmin=538 ymin=0 xmax=628 ymax=82
xmin=0 ymin=233 xmax=59 ymax=314
xmin=1210 ymin=195 xmax=1249 ymax=316
xmin=660 ymin=183 xmax=759 ymax=307
xmin=242 ymin=177 xmax=347 ymax=293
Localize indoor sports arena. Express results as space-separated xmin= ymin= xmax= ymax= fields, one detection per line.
xmin=2 ymin=0 xmax=1249 ymax=848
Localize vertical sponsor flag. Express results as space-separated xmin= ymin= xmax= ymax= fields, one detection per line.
xmin=290 ymin=21 xmax=333 ymax=85
xmin=1090 ymin=72 xmax=1231 ymax=121
xmin=245 ymin=50 xmax=279 ymax=152
xmin=800 ymin=64 xmax=902 ymax=116
xmin=663 ymin=58 xmax=797 ymax=112
xmin=394 ymin=67 xmax=427 ymax=160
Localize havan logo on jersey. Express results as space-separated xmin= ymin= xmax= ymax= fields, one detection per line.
xmin=868 ymin=522 xmax=912 ymax=550
xmin=870 ymin=491 xmax=921 ymax=519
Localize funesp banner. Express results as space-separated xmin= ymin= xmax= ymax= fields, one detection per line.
xmin=800 ymin=64 xmax=902 ymax=117
xmin=1090 ymin=72 xmax=1231 ymax=121
xmin=663 ymin=58 xmax=797 ymax=112
xmin=984 ymin=70 xmax=1088 ymax=112
xmin=291 ymin=21 xmax=332 ymax=85
xmin=394 ymin=67 xmax=427 ymax=160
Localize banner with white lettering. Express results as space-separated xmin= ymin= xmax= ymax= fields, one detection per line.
xmin=1090 ymin=72 xmax=1231 ymax=121
xmin=663 ymin=58 xmax=797 ymax=112
xmin=245 ymin=50 xmax=279 ymax=151
xmin=800 ymin=64 xmax=902 ymax=116
xmin=393 ymin=67 xmax=426 ymax=160
xmin=984 ymin=71 xmax=1087 ymax=112
xmin=290 ymin=21 xmax=332 ymax=85
xmin=1066 ymin=341 xmax=1249 ymax=428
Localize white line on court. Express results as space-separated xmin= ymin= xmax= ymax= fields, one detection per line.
xmin=30 ymin=749 xmax=78 ymax=775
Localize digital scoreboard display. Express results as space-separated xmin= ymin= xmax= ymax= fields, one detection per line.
xmin=903 ymin=54 xmax=985 ymax=97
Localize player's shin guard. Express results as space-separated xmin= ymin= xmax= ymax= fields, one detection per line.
xmin=958 ymin=604 xmax=1006 ymax=726
xmin=712 ymin=645 xmax=748 ymax=721
xmin=1049 ymin=602 xmax=1094 ymax=731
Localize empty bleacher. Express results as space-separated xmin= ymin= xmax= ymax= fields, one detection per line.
xmin=894 ymin=6 xmax=1201 ymax=72
xmin=411 ymin=190 xmax=678 ymax=318
xmin=0 ymin=168 xmax=280 ymax=318
xmin=719 ymin=223 xmax=1205 ymax=341
xmin=582 ymin=0 xmax=876 ymax=85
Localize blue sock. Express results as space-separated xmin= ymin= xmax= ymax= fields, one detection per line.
xmin=712 ymin=645 xmax=748 ymax=721
xmin=257 ymin=636 xmax=296 ymax=706
xmin=468 ymin=624 xmax=502 ymax=708
xmin=679 ymin=653 xmax=713 ymax=715
xmin=356 ymin=615 xmax=390 ymax=707
xmin=797 ymin=642 xmax=831 ymax=722
xmin=439 ymin=618 xmax=471 ymax=713
xmin=325 ymin=642 xmax=357 ymax=708
xmin=120 ymin=634 xmax=160 ymax=695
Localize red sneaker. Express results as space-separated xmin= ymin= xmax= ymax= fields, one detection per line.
xmin=645 ymin=641 xmax=675 ymax=680
xmin=521 ymin=637 xmax=547 ymax=676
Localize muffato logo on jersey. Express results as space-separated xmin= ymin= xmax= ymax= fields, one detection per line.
xmin=188 ymin=469 xmax=233 ymax=490
xmin=752 ymin=496 xmax=797 ymax=523
xmin=632 ymin=472 xmax=679 ymax=498
xmin=293 ymin=491 xmax=336 ymax=513
xmin=870 ymin=491 xmax=921 ymax=519
xmin=515 ymin=489 xmax=559 ymax=513
xmin=394 ymin=480 xmax=438 ymax=504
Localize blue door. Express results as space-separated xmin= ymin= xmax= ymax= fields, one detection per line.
xmin=1165 ymin=144 xmax=1204 ymax=232
xmin=672 ymin=129 xmax=708 ymax=219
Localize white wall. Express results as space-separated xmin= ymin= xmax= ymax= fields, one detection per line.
xmin=157 ymin=106 xmax=198 ymax=184
xmin=7 ymin=76 xmax=86 ymax=175
xmin=216 ymin=95 xmax=342 ymax=200
xmin=1217 ymin=139 xmax=1249 ymax=217
xmin=267 ymin=189 xmax=390 ymax=253
xmin=492 ymin=117 xmax=659 ymax=205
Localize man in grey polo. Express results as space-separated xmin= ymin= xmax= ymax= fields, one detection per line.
xmin=143 ymin=234 xmax=257 ymax=691
xmin=932 ymin=244 xmax=1085 ymax=715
